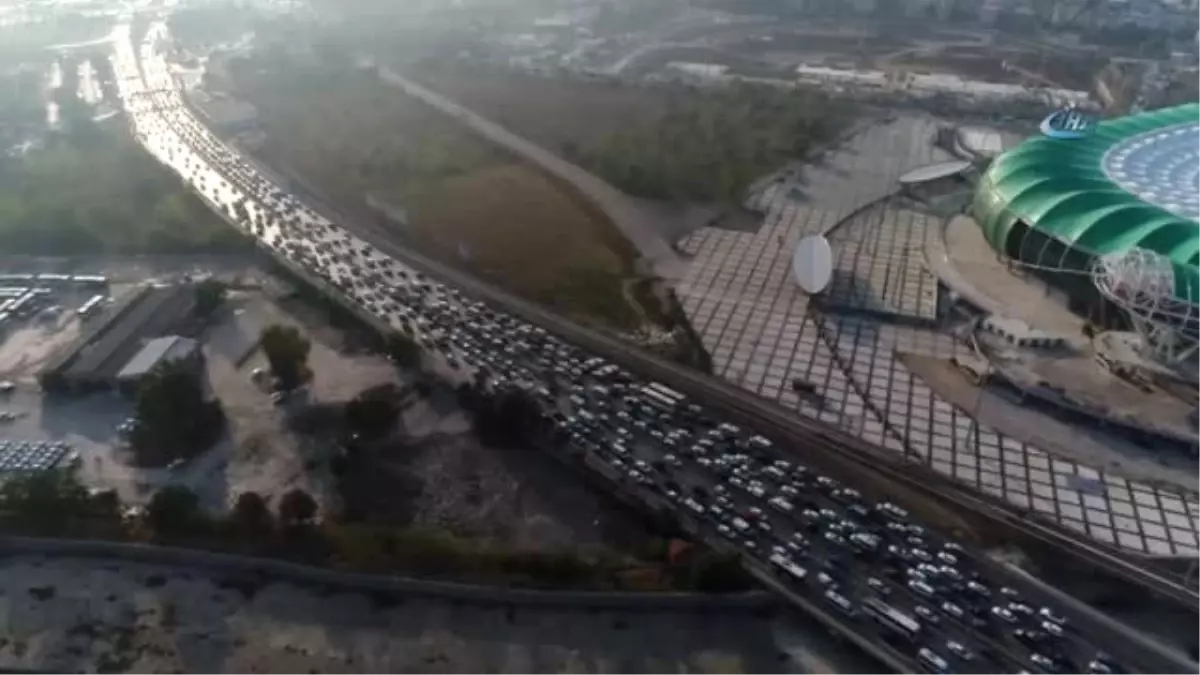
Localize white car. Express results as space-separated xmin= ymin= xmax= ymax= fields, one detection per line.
xmin=945 ymin=640 xmax=974 ymax=660
xmin=914 ymin=604 xmax=940 ymax=625
xmin=1039 ymin=606 xmax=1067 ymax=626
xmin=991 ymin=605 xmax=1017 ymax=623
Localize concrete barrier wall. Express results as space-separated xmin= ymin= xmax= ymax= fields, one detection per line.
xmin=0 ymin=536 xmax=775 ymax=611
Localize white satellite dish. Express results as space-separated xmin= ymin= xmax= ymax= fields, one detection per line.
xmin=792 ymin=235 xmax=833 ymax=295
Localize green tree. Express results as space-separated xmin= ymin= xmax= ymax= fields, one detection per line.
xmin=344 ymin=383 xmax=403 ymax=440
xmin=132 ymin=361 xmax=225 ymax=465
xmin=193 ymin=278 xmax=227 ymax=318
xmin=0 ymin=470 xmax=92 ymax=532
xmin=260 ymin=324 xmax=311 ymax=390
xmin=230 ymin=491 xmax=273 ymax=536
xmin=277 ymin=488 xmax=318 ymax=527
xmin=384 ymin=331 xmax=422 ymax=369
xmin=146 ymin=485 xmax=203 ymax=538
xmin=688 ymin=553 xmax=754 ymax=593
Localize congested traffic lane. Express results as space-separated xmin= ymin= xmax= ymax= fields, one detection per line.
xmin=107 ymin=20 xmax=1179 ymax=675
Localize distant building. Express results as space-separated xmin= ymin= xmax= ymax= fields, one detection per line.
xmin=116 ymin=336 xmax=202 ymax=394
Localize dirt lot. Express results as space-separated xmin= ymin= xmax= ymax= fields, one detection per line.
xmin=227 ymin=60 xmax=647 ymax=331
xmin=203 ymin=286 xmax=657 ymax=555
xmin=0 ymin=555 xmax=783 ymax=673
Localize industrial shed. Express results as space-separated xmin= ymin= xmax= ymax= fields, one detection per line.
xmin=115 ymin=335 xmax=202 ymax=394
xmin=39 ymin=284 xmax=197 ymax=393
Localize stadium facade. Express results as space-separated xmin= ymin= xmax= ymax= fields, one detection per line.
xmin=971 ymin=103 xmax=1199 ymax=357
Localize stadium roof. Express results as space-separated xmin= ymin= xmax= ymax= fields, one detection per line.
xmin=974 ymin=103 xmax=1199 ymax=305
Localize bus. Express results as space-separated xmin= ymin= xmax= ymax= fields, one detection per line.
xmin=862 ymin=597 xmax=921 ymax=643
xmin=640 ymin=385 xmax=681 ymax=413
xmin=77 ymin=294 xmax=106 ymax=318
xmin=646 ymin=381 xmax=685 ymax=405
xmin=768 ymin=553 xmax=807 ymax=583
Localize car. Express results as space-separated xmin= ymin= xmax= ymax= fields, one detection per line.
xmin=1040 ymin=620 xmax=1063 ymax=637
xmin=917 ymin=648 xmax=952 ymax=674
xmin=991 ymin=606 xmax=1016 ymax=623
xmin=940 ymin=601 xmax=965 ymax=620
xmin=1038 ymin=606 xmax=1067 ymax=626
xmin=866 ymin=577 xmax=889 ymax=595
xmin=1012 ymin=628 xmax=1049 ymax=648
xmin=914 ymin=604 xmax=940 ymax=625
xmin=1029 ymin=653 xmax=1060 ymax=672
xmin=945 ymin=640 xmax=974 ymax=660
xmin=908 ymin=579 xmax=936 ymax=598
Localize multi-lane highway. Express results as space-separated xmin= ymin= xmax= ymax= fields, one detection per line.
xmin=108 ymin=19 xmax=1196 ymax=674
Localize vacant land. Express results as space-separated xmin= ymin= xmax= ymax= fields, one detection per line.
xmin=201 ymin=285 xmax=660 ymax=558
xmin=0 ymin=555 xmax=783 ymax=673
xmin=408 ymin=63 xmax=853 ymax=202
xmin=228 ymin=56 xmax=648 ymax=330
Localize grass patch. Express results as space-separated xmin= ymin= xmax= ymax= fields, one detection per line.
xmin=403 ymin=164 xmax=639 ymax=327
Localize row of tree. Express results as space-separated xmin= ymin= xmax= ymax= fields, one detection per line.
xmin=0 ymin=470 xmax=746 ymax=591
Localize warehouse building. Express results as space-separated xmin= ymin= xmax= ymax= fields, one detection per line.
xmin=40 ymin=283 xmax=198 ymax=393
xmin=115 ymin=335 xmax=202 ymax=395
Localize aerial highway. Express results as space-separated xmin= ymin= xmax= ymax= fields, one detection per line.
xmin=109 ymin=20 xmax=1196 ymax=675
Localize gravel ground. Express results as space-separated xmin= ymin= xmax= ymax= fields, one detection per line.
xmin=0 ymin=555 xmax=783 ymax=674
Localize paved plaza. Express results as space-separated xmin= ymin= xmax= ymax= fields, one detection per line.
xmin=675 ymin=114 xmax=1200 ymax=557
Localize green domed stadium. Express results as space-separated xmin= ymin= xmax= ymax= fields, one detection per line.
xmin=971 ymin=103 xmax=1199 ymax=342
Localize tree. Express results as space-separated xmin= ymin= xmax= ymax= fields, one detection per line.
xmin=193 ymin=278 xmax=227 ymax=318
xmin=344 ymin=383 xmax=403 ymax=440
xmin=688 ymin=553 xmax=754 ymax=593
xmin=0 ymin=470 xmax=92 ymax=533
xmin=146 ymin=485 xmax=203 ymax=538
xmin=277 ymin=488 xmax=318 ymax=527
xmin=260 ymin=324 xmax=311 ymax=390
xmin=230 ymin=491 xmax=273 ymax=536
xmin=466 ymin=387 xmax=546 ymax=447
xmin=132 ymin=361 xmax=225 ymax=465
xmin=384 ymin=331 xmax=421 ymax=369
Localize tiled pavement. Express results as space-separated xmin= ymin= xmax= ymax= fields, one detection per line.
xmin=676 ymin=115 xmax=1200 ymax=557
